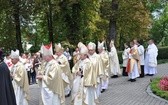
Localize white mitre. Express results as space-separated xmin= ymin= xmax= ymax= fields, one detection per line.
xmin=39 ymin=43 xmax=44 ymax=54
xmin=87 ymin=42 xmax=96 ymax=50
xmin=98 ymin=41 xmax=105 ymax=49
xmin=55 ymin=43 xmax=64 ymax=53
xmin=80 ymin=45 xmax=88 ymax=55
xmin=110 ymin=40 xmax=114 ymax=47
xmin=10 ymin=49 xmax=20 ymax=59
xmin=78 ymin=42 xmax=85 ymax=49
xmin=41 ymin=43 xmax=53 ymax=56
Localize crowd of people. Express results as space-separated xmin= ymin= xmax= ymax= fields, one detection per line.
xmin=0 ymin=38 xmax=158 ymax=105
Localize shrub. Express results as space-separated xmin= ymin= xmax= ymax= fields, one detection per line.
xmin=157 ymin=46 xmax=168 ymax=60
xmin=150 ymin=77 xmax=168 ymax=100
xmin=159 ymin=76 xmax=168 ymax=91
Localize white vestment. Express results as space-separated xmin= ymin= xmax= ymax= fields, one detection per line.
xmin=109 ymin=47 xmax=121 ymax=75
xmin=55 ymin=54 xmax=71 ymax=96
xmin=122 ymin=47 xmax=130 ymax=67
xmin=88 ymin=53 xmax=103 ymax=98
xmin=128 ymin=62 xmax=139 ymax=79
xmin=99 ymin=51 xmax=109 ymax=90
xmin=72 ymin=59 xmax=97 ymax=105
xmin=144 ymin=43 xmax=158 ymax=75
xmin=138 ymin=45 xmax=145 ymax=65
xmin=128 ymin=47 xmax=140 ymax=79
xmin=41 ymin=60 xmax=61 ymax=105
xmin=12 ymin=62 xmax=28 ymax=105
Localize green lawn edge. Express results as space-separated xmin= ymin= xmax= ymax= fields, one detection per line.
xmin=158 ymin=59 xmax=168 ymax=64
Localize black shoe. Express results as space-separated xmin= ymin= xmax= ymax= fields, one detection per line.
xmin=145 ymin=74 xmax=149 ymax=76
xmin=128 ymin=79 xmax=131 ymax=81
xmin=111 ymin=75 xmax=118 ymax=78
xmin=101 ymin=89 xmax=106 ymax=93
xmin=130 ymin=79 xmax=136 ymax=82
xmin=123 ymin=74 xmax=128 ymax=76
xmin=139 ymin=76 xmax=144 ymax=78
xmin=148 ymin=74 xmax=154 ymax=76
xmin=140 ymin=74 xmax=144 ymax=78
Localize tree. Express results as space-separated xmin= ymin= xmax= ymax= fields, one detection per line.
xmin=47 ymin=0 xmax=54 ymax=44
xmin=147 ymin=0 xmax=168 ymax=46
xmin=10 ymin=0 xmax=23 ymax=53
xmin=149 ymin=3 xmax=168 ymax=46
xmin=100 ymin=0 xmax=151 ymax=49
xmin=0 ymin=0 xmax=153 ymax=52
xmin=109 ymin=0 xmax=118 ymax=42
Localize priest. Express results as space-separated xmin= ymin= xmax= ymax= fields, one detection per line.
xmin=71 ymin=42 xmax=97 ymax=105
xmin=36 ymin=43 xmax=65 ymax=105
xmin=10 ymin=49 xmax=29 ymax=105
xmin=126 ymin=41 xmax=140 ymax=82
xmin=109 ymin=40 xmax=121 ymax=78
xmin=54 ymin=43 xmax=72 ymax=97
xmin=122 ymin=43 xmax=130 ymax=76
xmin=87 ymin=42 xmax=104 ymax=98
xmin=98 ymin=41 xmax=110 ymax=93
xmin=0 ymin=49 xmax=16 ymax=105
xmin=144 ymin=39 xmax=158 ymax=76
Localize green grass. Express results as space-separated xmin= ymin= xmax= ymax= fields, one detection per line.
xmin=150 ymin=77 xmax=168 ymax=100
xmin=158 ymin=59 xmax=168 ymax=64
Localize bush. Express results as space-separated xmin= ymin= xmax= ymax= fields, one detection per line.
xmin=159 ymin=76 xmax=168 ymax=91
xmin=150 ymin=77 xmax=168 ymax=100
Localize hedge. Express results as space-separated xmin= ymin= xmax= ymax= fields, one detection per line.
xmin=157 ymin=46 xmax=168 ymax=60
xmin=117 ymin=46 xmax=168 ymax=64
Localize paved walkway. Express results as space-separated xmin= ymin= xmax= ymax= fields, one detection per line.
xmin=29 ymin=63 xmax=168 ymax=105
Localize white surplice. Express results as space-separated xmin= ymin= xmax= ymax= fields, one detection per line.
xmin=144 ymin=43 xmax=158 ymax=75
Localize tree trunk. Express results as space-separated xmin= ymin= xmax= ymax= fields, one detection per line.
xmin=11 ymin=0 xmax=23 ymax=53
xmin=47 ymin=0 xmax=53 ymax=44
xmin=108 ymin=0 xmax=118 ymax=43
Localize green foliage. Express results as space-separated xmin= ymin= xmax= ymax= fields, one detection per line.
xmin=157 ymin=46 xmax=168 ymax=60
xmin=57 ymin=1 xmax=103 ymax=44
xmin=100 ymin=0 xmax=151 ymax=48
xmin=150 ymin=77 xmax=168 ymax=100
xmin=0 ymin=0 xmax=36 ymax=52
xmin=148 ymin=1 xmax=168 ymax=46
xmin=0 ymin=0 xmax=164 ymax=52
xmin=117 ymin=51 xmax=123 ymax=64
xmin=117 ymin=0 xmax=151 ymax=43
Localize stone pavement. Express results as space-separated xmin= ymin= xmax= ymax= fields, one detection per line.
xmin=29 ymin=63 xmax=168 ymax=105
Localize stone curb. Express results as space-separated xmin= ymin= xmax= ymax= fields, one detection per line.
xmin=146 ymin=84 xmax=168 ymax=104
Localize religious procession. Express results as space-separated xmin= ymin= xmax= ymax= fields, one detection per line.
xmin=0 ymin=38 xmax=159 ymax=105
